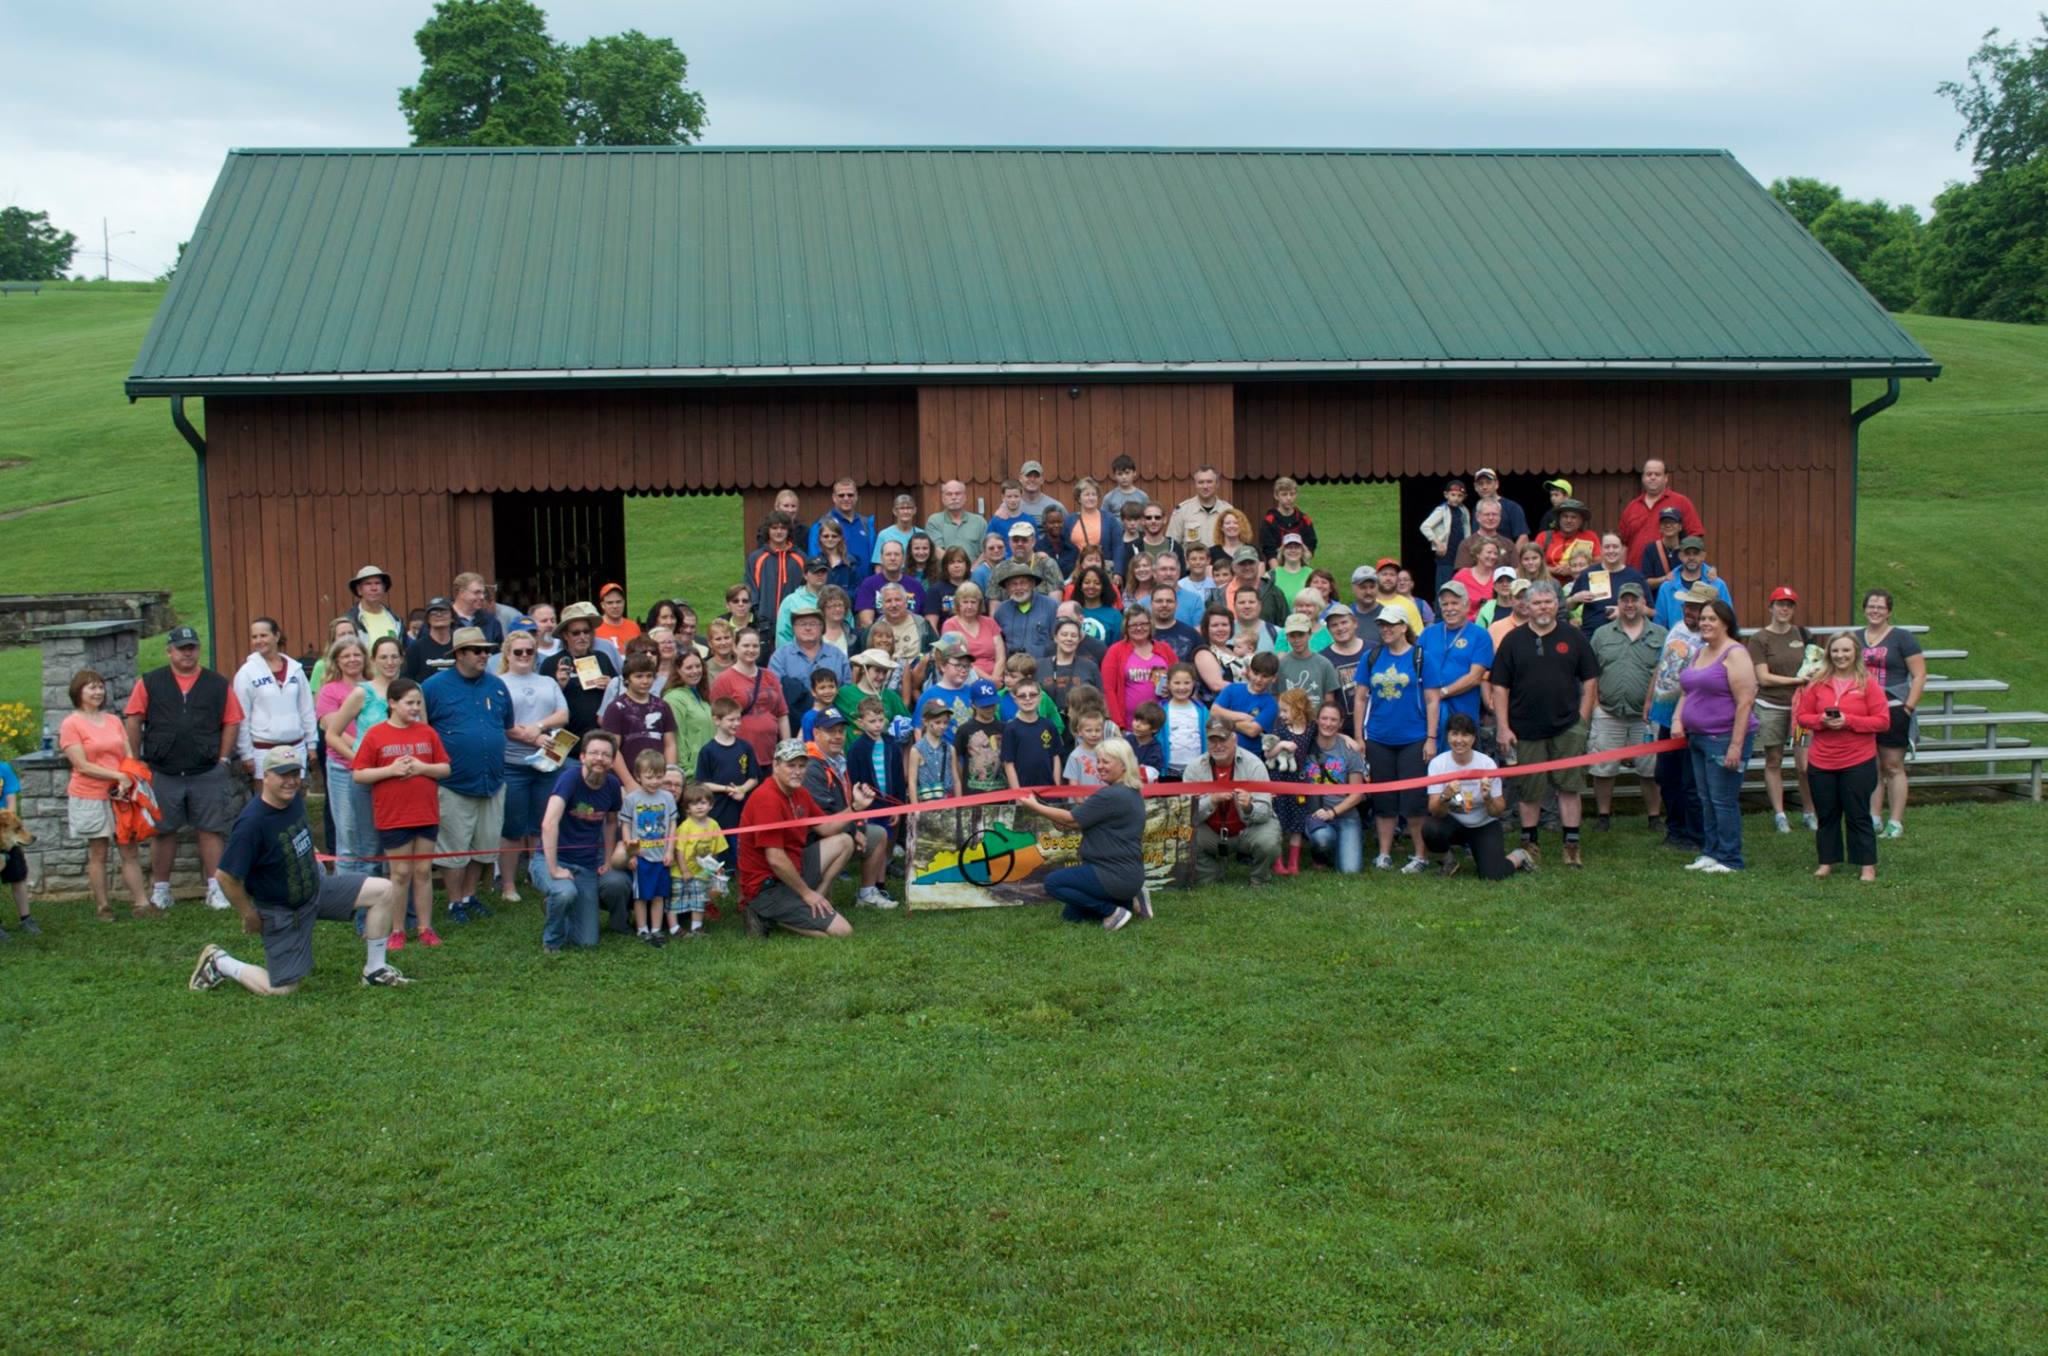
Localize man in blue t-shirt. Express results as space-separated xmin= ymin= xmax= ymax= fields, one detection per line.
xmin=422 ymin=628 xmax=515 ymax=922
xmin=1212 ymin=652 xmax=1281 ymax=755
xmin=535 ymin=730 xmax=633 ymax=951
xmin=1418 ymin=581 xmax=1495 ymax=747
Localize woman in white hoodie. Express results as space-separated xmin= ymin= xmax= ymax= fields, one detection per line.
xmin=233 ymin=617 xmax=318 ymax=779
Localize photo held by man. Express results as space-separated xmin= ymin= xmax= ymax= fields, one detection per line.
xmin=7 ymin=4 xmax=2041 ymax=1347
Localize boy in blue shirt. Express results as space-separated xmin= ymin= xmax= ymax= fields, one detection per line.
xmin=692 ymin=698 xmax=757 ymax=872
xmin=1128 ymin=702 xmax=1169 ymax=780
xmin=1212 ymin=652 xmax=1281 ymax=756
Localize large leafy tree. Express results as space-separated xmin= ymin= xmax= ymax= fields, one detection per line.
xmin=1918 ymin=157 xmax=2048 ymax=323
xmin=0 ymin=207 xmax=77 ymax=281
xmin=1937 ymin=15 xmax=2048 ymax=172
xmin=564 ymin=31 xmax=707 ymax=145
xmin=1808 ymin=199 xmax=1924 ymax=311
xmin=399 ymin=0 xmax=571 ymax=147
xmin=1767 ymin=176 xmax=1843 ymax=229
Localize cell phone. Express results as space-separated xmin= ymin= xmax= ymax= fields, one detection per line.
xmin=1824 ymin=708 xmax=1842 ymax=721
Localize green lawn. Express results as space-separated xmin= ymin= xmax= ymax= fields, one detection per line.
xmin=2 ymin=285 xmax=2045 ymax=1349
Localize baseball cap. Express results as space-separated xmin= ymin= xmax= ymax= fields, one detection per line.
xmin=1437 ymin=580 xmax=1470 ymax=602
xmin=1324 ymin=602 xmax=1354 ymax=618
xmin=1680 ymin=581 xmax=1720 ymax=605
xmin=1020 ymin=459 xmax=1045 ymax=476
xmin=425 ymin=596 xmax=454 ymax=614
xmin=1616 ymin=582 xmax=1647 ymax=600
xmin=1445 ymin=477 xmax=1467 ymax=491
xmin=450 ymin=627 xmax=493 ymax=651
xmin=1474 ymin=467 xmax=1499 ymax=481
xmin=1007 ymin=521 xmax=1036 ymax=537
xmin=1658 ymin=506 xmax=1684 ymax=523
xmin=1231 ymin=546 xmax=1260 ymax=565
xmin=260 ymin=747 xmax=305 ymax=776
xmin=1545 ymin=477 xmax=1573 ymax=494
xmin=166 ymin=626 xmax=200 ymax=648
xmin=1492 ymin=566 xmax=1519 ymax=584
xmin=773 ymin=738 xmax=810 ymax=764
xmin=1282 ymin=614 xmax=1314 ymax=635
xmin=1280 ymin=531 xmax=1304 ymax=547
xmin=1770 ymin=586 xmax=1799 ymax=604
xmin=1350 ymin=565 xmax=1376 ymax=585
xmin=508 ymin=617 xmax=538 ymax=633
xmin=969 ymin=678 xmax=1001 ymax=706
xmin=1679 ymin=535 xmax=1707 ymax=551
xmin=1510 ymin=578 xmax=1532 ymax=596
xmin=598 ymin=582 xmax=625 ymax=599
xmin=1206 ymin=710 xmax=1239 ymax=736
xmin=804 ymin=554 xmax=829 ymax=573
xmin=1375 ymin=556 xmax=1400 ymax=572
xmin=1375 ymin=605 xmax=1411 ymax=627
xmin=813 ymin=708 xmax=848 ymax=730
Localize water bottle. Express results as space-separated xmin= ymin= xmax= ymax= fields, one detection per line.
xmin=41 ymin=720 xmax=55 ymax=754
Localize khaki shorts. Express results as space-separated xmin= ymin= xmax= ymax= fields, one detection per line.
xmin=67 ymin=796 xmax=115 ymax=841
xmin=435 ymin=785 xmax=505 ymax=864
xmin=1588 ymin=709 xmax=1654 ymax=779
xmin=1754 ymin=703 xmax=1793 ymax=750
xmin=1516 ymin=723 xmax=1589 ymax=795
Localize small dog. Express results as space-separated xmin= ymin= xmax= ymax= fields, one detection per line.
xmin=0 ymin=808 xmax=34 ymax=852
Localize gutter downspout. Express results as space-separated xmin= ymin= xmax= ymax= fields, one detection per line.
xmin=170 ymin=396 xmax=219 ymax=670
xmin=1847 ymin=378 xmax=1901 ymax=609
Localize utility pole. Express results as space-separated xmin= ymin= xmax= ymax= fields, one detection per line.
xmin=100 ymin=218 xmax=133 ymax=281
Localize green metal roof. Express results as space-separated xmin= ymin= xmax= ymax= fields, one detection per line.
xmin=127 ymin=147 xmax=1937 ymax=396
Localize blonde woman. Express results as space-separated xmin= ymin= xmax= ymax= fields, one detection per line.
xmin=1017 ymin=736 xmax=1150 ymax=931
xmin=316 ymin=636 xmax=375 ymax=873
xmin=940 ymin=581 xmax=1005 ymax=678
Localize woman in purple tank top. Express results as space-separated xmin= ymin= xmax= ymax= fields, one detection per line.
xmin=1671 ymin=599 xmax=1758 ymax=872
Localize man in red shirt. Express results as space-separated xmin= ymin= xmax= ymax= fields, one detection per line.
xmin=1616 ymin=459 xmax=1705 ymax=560
xmin=124 ymin=626 xmax=245 ymax=911
xmin=737 ymin=737 xmax=875 ymax=938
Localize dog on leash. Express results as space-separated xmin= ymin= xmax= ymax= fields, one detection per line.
xmin=0 ymin=808 xmax=34 ymax=853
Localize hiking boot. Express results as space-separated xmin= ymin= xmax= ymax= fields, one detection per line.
xmin=189 ymin=944 xmax=225 ymax=991
xmin=1562 ymin=842 xmax=1583 ymax=868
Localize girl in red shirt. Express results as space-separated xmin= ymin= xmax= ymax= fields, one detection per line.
xmin=1794 ymin=634 xmax=1890 ymax=882
xmin=353 ymin=678 xmax=451 ymax=947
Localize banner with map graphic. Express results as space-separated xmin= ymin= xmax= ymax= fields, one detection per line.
xmin=904 ymin=795 xmax=1194 ymax=909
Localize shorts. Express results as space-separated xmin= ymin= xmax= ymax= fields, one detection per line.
xmin=152 ymin=763 xmax=239 ymax=835
xmin=1588 ymin=709 xmax=1655 ymax=778
xmin=674 ymin=877 xmax=710 ymax=910
xmin=1877 ymin=704 xmax=1912 ymax=750
xmin=1753 ymin=703 xmax=1793 ymax=750
xmin=499 ymin=763 xmax=553 ymax=840
xmin=2 ymin=845 xmax=26 ymax=885
xmin=435 ymin=785 xmax=506 ymax=864
xmin=379 ymin=825 xmax=438 ymax=852
xmin=1365 ymin=739 xmax=1427 ymax=818
xmin=67 ymin=796 xmax=115 ymax=841
xmin=745 ymin=880 xmax=841 ymax=934
xmin=634 ymin=858 xmax=673 ymax=902
xmin=257 ymin=873 xmax=370 ymax=987
xmin=1516 ymin=723 xmax=1589 ymax=795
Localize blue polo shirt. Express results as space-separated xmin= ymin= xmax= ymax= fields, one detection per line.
xmin=421 ymin=668 xmax=514 ymax=795
xmin=1213 ymin=681 xmax=1278 ymax=756
xmin=1416 ymin=621 xmax=1495 ymax=737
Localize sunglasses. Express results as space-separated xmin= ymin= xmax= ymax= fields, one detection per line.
xmin=563 ymin=626 xmax=592 ymax=637
xmin=509 ymin=647 xmax=536 ymax=657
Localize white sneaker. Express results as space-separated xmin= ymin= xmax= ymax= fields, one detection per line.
xmin=1400 ymin=855 xmax=1429 ymax=875
xmin=1373 ymin=854 xmax=1394 ymax=871
xmin=1773 ymin=812 xmax=1791 ymax=834
xmin=205 ymin=879 xmax=230 ymax=910
xmin=150 ymin=882 xmax=174 ymax=910
xmin=1698 ymin=860 xmax=1735 ymax=874
xmin=856 ymin=886 xmax=898 ymax=910
xmin=1684 ymin=856 xmax=1715 ymax=871
xmin=1884 ymin=820 xmax=1904 ymax=840
xmin=1102 ymin=906 xmax=1132 ymax=932
xmin=1802 ymin=812 xmax=1819 ymax=831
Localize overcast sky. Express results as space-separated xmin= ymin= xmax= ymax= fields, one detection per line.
xmin=4 ymin=0 xmax=2036 ymax=279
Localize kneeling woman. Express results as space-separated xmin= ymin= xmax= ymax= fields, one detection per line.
xmin=1018 ymin=737 xmax=1151 ymax=932
xmin=1422 ymin=714 xmax=1534 ymax=878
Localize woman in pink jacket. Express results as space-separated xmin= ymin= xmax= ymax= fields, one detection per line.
xmin=1100 ymin=607 xmax=1173 ymax=731
xmin=1794 ymin=633 xmax=1891 ymax=882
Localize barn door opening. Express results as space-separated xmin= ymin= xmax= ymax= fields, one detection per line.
xmin=490 ymin=490 xmax=626 ymax=614
xmin=1397 ymin=472 xmax=1554 ymax=588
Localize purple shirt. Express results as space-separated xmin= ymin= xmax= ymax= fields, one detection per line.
xmin=854 ymin=572 xmax=928 ymax=618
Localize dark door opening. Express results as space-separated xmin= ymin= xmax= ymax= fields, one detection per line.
xmin=491 ymin=491 xmax=626 ymax=615
xmin=1397 ymin=472 xmax=1554 ymax=590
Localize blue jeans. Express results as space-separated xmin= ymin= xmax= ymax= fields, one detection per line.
xmin=1655 ymin=722 xmax=1702 ymax=847
xmin=1688 ymin=731 xmax=1755 ymax=869
xmin=1305 ymin=809 xmax=1364 ymax=873
xmin=325 ymin=759 xmax=381 ymax=876
xmin=531 ymin=859 xmax=634 ymax=948
xmin=1044 ymin=864 xmax=1128 ymax=923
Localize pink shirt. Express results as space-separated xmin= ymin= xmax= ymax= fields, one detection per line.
xmin=60 ymin=712 xmax=128 ymax=800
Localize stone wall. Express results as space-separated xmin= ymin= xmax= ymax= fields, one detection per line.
xmin=0 ymin=591 xmax=176 ymax=648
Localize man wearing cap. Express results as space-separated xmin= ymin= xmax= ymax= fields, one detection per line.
xmin=807 ymin=478 xmax=875 ymax=574
xmin=747 ymin=511 xmax=808 ymax=626
xmin=1349 ymin=564 xmax=1381 ymax=618
xmin=770 ymin=601 xmax=852 ymax=715
xmin=540 ymin=603 xmax=619 ymax=742
xmin=1651 ymin=537 xmax=1731 ymax=630
xmin=534 ymin=729 xmax=634 ymax=951
xmin=999 ymin=520 xmax=1065 ymax=595
xmin=774 ymin=555 xmax=831 ymax=646
xmin=1276 ymin=614 xmax=1342 ymax=706
xmin=1488 ymin=579 xmax=1601 ymax=866
xmin=188 ymin=748 xmax=409 ymax=993
xmin=1419 ymin=580 xmax=1494 ymax=751
xmin=451 ymin=572 xmax=505 ymax=646
xmin=1165 ymin=466 xmax=1235 ymax=552
xmin=1222 ymin=546 xmax=1288 ymax=627
xmin=423 ymin=628 xmax=515 ymax=921
xmin=1015 ymin=460 xmax=1066 ymax=522
xmin=1190 ymin=711 xmax=1281 ymax=886
xmin=803 ymin=709 xmax=894 ymax=909
xmin=403 ymin=597 xmax=458 ymax=681
xmin=923 ymin=479 xmax=990 ymax=557
xmin=1535 ymin=500 xmax=1600 ymax=584
xmin=1645 ymin=582 xmax=1714 ymax=850
xmin=1747 ymin=586 xmax=1816 ymax=834
xmin=1587 ymin=582 xmax=1667 ymax=831
xmin=1637 ymin=506 xmax=1687 ymax=596
xmin=594 ymin=582 xmax=640 ymax=654
xmin=1470 ymin=469 xmax=1530 ymax=545
xmin=1568 ymin=533 xmax=1648 ymax=635
xmin=737 ymin=738 xmax=874 ymax=938
xmin=1372 ymin=558 xmax=1426 ymax=636
xmin=993 ymin=562 xmax=1057 ymax=660
xmin=126 ymin=626 xmax=244 ymax=911
xmin=343 ymin=566 xmax=403 ymax=645
xmin=1616 ymin=459 xmax=1705 ymax=561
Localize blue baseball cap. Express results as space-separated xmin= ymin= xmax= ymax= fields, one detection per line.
xmin=969 ymin=678 xmax=1001 ymax=706
xmin=814 ymin=708 xmax=848 ymax=730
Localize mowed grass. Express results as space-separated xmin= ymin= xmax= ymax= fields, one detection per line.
xmin=3 ymin=284 xmax=2046 ymax=1348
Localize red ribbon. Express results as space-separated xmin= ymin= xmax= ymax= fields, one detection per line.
xmin=317 ymin=736 xmax=1683 ymax=862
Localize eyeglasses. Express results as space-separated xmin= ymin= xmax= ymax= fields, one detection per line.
xmin=509 ymin=648 xmax=536 ymax=657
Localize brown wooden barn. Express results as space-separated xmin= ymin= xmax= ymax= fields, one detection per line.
xmin=127 ymin=147 xmax=1936 ymax=658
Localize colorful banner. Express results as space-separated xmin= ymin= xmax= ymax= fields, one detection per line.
xmin=904 ymin=796 xmax=1195 ymax=910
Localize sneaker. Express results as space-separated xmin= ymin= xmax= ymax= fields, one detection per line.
xmin=1684 ymin=856 xmax=1714 ymax=871
xmin=682 ymin=927 xmax=704 ymax=940
xmin=499 ymin=889 xmax=522 ymax=906
xmin=1102 ymin=906 xmax=1132 ymax=932
xmin=647 ymin=930 xmax=667 ymax=948
xmin=1439 ymin=854 xmax=1460 ymax=878
xmin=1134 ymin=885 xmax=1154 ymax=920
xmin=1698 ymin=860 xmax=1735 ymax=874
xmin=188 ymin=944 xmax=225 ymax=991
xmin=1884 ymin=819 xmax=1904 ymax=840
xmin=1802 ymin=812 xmax=1819 ymax=831
xmin=1646 ymin=815 xmax=1664 ymax=835
xmin=447 ymin=900 xmax=472 ymax=924
xmin=1773 ymin=812 xmax=1791 ymax=834
xmin=419 ymin=928 xmax=443 ymax=947
xmin=1373 ymin=854 xmax=1394 ymax=871
xmin=1871 ymin=814 xmax=1884 ymax=834
xmin=1562 ymin=842 xmax=1583 ymax=868
xmin=205 ymin=879 xmax=231 ymax=910
xmin=16 ymin=916 xmax=40 ymax=936
xmin=541 ymin=943 xmax=563 ymax=956
xmin=150 ymin=882 xmax=175 ymax=910
xmin=466 ymin=895 xmax=495 ymax=919
xmin=667 ymin=920 xmax=682 ymax=935
xmin=388 ymin=930 xmax=406 ymax=952
xmin=361 ymin=965 xmax=413 ymax=987
xmin=1595 ymin=814 xmax=1612 ymax=832
xmin=1510 ymin=849 xmax=1538 ymax=873
xmin=743 ymin=904 xmax=770 ymax=938
xmin=1400 ymin=855 xmax=1429 ymax=875
xmin=856 ymin=886 xmax=898 ymax=910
